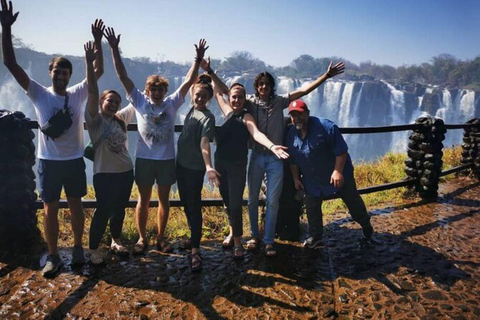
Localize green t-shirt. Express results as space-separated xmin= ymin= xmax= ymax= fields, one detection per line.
xmin=177 ymin=106 xmax=215 ymax=170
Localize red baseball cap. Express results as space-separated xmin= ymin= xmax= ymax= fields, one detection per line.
xmin=288 ymin=100 xmax=309 ymax=114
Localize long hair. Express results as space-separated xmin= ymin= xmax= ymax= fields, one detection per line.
xmin=253 ymin=71 xmax=275 ymax=97
xmin=100 ymin=90 xmax=126 ymax=132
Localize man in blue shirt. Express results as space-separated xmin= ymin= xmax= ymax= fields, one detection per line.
xmin=285 ymin=100 xmax=373 ymax=248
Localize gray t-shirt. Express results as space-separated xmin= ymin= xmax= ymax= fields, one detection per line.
xmin=177 ymin=107 xmax=215 ymax=171
xmin=85 ymin=111 xmax=133 ymax=175
xmin=246 ymin=93 xmax=290 ymax=150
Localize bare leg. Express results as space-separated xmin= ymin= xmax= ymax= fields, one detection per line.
xmin=156 ymin=185 xmax=171 ymax=241
xmin=43 ymin=201 xmax=60 ymax=254
xmin=136 ymin=185 xmax=153 ymax=242
xmin=66 ymin=197 xmax=84 ymax=247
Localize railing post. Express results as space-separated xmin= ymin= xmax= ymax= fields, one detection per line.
xmin=461 ymin=118 xmax=480 ymax=178
xmin=405 ymin=116 xmax=446 ymax=200
xmin=0 ymin=110 xmax=40 ymax=257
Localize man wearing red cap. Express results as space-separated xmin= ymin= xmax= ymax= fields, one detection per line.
xmin=286 ymin=100 xmax=373 ymax=248
xmin=244 ymin=62 xmax=345 ymax=256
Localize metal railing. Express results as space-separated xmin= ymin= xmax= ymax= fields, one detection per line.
xmin=28 ymin=120 xmax=474 ymax=209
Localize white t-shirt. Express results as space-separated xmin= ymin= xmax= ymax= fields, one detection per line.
xmin=85 ymin=111 xmax=133 ymax=175
xmin=26 ymin=79 xmax=88 ymax=160
xmin=121 ymin=86 xmax=184 ymax=160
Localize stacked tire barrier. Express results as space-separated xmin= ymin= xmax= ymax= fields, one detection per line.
xmin=461 ymin=118 xmax=480 ymax=178
xmin=405 ymin=116 xmax=446 ymax=200
xmin=0 ymin=110 xmax=40 ymax=257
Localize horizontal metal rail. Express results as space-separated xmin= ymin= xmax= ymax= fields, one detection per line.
xmin=33 ymin=165 xmax=472 ymax=210
xmin=27 ymin=119 xmax=476 ymax=209
xmin=27 ymin=121 xmax=477 ymax=134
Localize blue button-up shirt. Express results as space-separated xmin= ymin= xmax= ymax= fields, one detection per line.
xmin=286 ymin=117 xmax=354 ymax=197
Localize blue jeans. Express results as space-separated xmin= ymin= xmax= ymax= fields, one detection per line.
xmin=247 ymin=150 xmax=284 ymax=244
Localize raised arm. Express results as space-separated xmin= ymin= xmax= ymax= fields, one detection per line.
xmin=289 ymin=61 xmax=345 ymax=101
xmin=178 ymin=39 xmax=208 ymax=98
xmin=84 ymin=41 xmax=98 ymax=118
xmin=243 ymin=113 xmax=289 ymax=160
xmin=212 ymin=76 xmax=233 ymax=116
xmin=1 ymin=0 xmax=29 ymax=91
xmin=91 ymin=19 xmax=105 ymax=79
xmin=104 ymin=27 xmax=134 ymax=94
xmin=201 ymin=57 xmax=229 ymax=95
xmin=200 ymin=136 xmax=221 ymax=186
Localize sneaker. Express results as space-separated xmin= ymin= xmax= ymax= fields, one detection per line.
xmin=90 ymin=249 xmax=105 ymax=265
xmin=111 ymin=241 xmax=129 ymax=256
xmin=302 ymin=237 xmax=323 ymax=249
xmin=42 ymin=254 xmax=64 ymax=278
xmin=362 ymin=221 xmax=374 ymax=239
xmin=72 ymin=246 xmax=86 ymax=265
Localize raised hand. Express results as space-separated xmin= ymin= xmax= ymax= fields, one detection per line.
xmin=201 ymin=56 xmax=211 ymax=72
xmin=104 ymin=27 xmax=120 ymax=49
xmin=0 ymin=0 xmax=19 ymax=27
xmin=91 ymin=19 xmax=105 ymax=43
xmin=84 ymin=41 xmax=95 ymax=62
xmin=194 ymin=38 xmax=208 ymax=61
xmin=327 ymin=61 xmax=345 ymax=78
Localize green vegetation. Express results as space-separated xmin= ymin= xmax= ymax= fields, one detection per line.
xmin=35 ymin=147 xmax=465 ymax=250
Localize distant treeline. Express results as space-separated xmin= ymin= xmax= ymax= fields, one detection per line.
xmin=144 ymin=50 xmax=480 ymax=91
xmin=4 ymin=35 xmax=480 ymax=91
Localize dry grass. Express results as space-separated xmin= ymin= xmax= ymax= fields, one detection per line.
xmin=36 ymin=147 xmax=464 ymax=248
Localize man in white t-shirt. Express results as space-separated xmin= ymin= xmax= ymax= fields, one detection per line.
xmin=1 ymin=1 xmax=104 ymax=277
xmin=105 ymin=27 xmax=207 ymax=254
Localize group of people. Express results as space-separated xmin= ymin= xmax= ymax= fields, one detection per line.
xmin=1 ymin=0 xmax=373 ymax=278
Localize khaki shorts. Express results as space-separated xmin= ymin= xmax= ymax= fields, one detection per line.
xmin=135 ymin=158 xmax=176 ymax=187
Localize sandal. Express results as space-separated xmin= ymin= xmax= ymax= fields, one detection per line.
xmin=264 ymin=243 xmax=277 ymax=257
xmin=179 ymin=238 xmax=192 ymax=250
xmin=233 ymin=245 xmax=245 ymax=260
xmin=156 ymin=238 xmax=173 ymax=253
xmin=191 ymin=252 xmax=202 ymax=272
xmin=246 ymin=237 xmax=260 ymax=251
xmin=133 ymin=239 xmax=148 ymax=255
xmin=222 ymin=234 xmax=234 ymax=249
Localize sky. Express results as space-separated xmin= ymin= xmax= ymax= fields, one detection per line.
xmin=5 ymin=0 xmax=480 ymax=68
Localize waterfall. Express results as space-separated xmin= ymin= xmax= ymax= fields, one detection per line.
xmin=338 ymin=82 xmax=355 ymax=127
xmin=460 ymin=90 xmax=475 ymax=120
xmin=435 ymin=88 xmax=453 ymax=120
xmin=381 ymin=82 xmax=408 ymax=153
xmin=1 ymin=64 xmax=477 ymax=165
xmin=320 ymin=81 xmax=344 ymax=123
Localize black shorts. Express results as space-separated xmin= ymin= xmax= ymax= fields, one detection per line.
xmin=38 ymin=158 xmax=87 ymax=203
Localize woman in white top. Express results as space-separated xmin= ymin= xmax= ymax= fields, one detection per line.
xmin=84 ymin=41 xmax=134 ymax=265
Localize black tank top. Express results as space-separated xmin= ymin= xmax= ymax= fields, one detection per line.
xmin=215 ymin=111 xmax=249 ymax=163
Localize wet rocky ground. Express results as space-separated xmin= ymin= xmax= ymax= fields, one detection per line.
xmin=1 ymin=177 xmax=479 ymax=319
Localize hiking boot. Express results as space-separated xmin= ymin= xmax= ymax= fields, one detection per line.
xmin=90 ymin=249 xmax=105 ymax=265
xmin=42 ymin=254 xmax=64 ymax=278
xmin=72 ymin=246 xmax=86 ymax=265
xmin=362 ymin=221 xmax=374 ymax=239
xmin=302 ymin=237 xmax=323 ymax=249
